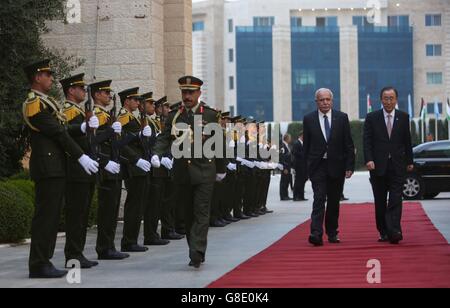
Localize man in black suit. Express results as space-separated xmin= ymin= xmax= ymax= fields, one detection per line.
xmin=292 ymin=132 xmax=308 ymax=201
xmin=364 ymin=86 xmax=414 ymax=244
xmin=303 ymin=88 xmax=355 ymax=246
xmin=279 ymin=134 xmax=293 ymax=201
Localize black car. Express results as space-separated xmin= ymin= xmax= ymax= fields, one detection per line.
xmin=403 ymin=141 xmax=450 ymax=200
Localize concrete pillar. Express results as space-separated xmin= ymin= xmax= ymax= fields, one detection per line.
xmin=272 ymin=25 xmax=293 ymax=122
xmin=164 ymin=0 xmax=193 ymax=103
xmin=339 ymin=25 xmax=360 ymax=120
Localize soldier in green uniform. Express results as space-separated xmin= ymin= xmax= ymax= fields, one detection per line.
xmin=23 ymin=60 xmax=99 ymax=278
xmin=152 ymin=76 xmax=227 ymax=268
xmin=117 ymin=88 xmax=152 ymax=252
xmin=60 ymin=74 xmax=116 ymax=268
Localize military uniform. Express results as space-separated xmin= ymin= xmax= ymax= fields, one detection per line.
xmin=118 ymin=88 xmax=151 ymax=252
xmin=60 ymin=74 xmax=102 ymax=268
xmin=153 ymin=76 xmax=226 ymax=267
xmin=23 ymin=60 xmax=85 ymax=278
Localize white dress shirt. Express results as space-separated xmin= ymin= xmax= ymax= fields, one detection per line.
xmin=383 ymin=108 xmax=396 ymax=127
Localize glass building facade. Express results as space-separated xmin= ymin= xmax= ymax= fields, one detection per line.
xmin=291 ymin=26 xmax=341 ymax=121
xmin=357 ymin=26 xmax=414 ymax=118
xmin=236 ymin=26 xmax=274 ymax=121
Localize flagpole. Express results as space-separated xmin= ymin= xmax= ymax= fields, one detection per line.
xmin=436 ymin=116 xmax=438 ymax=141
xmin=447 ymin=98 xmax=450 ymax=140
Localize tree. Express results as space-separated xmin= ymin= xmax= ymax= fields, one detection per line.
xmin=0 ymin=0 xmax=84 ymax=177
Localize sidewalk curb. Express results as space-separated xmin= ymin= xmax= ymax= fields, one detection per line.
xmin=0 ymin=232 xmax=66 ymax=249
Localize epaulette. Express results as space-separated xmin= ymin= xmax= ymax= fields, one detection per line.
xmin=118 ymin=109 xmax=131 ymax=126
xmin=24 ymin=92 xmax=42 ymax=118
xmin=63 ymin=105 xmax=82 ymax=122
xmin=94 ymin=107 xmax=110 ymax=126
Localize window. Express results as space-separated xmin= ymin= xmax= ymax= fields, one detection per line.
xmin=353 ymin=16 xmax=374 ymax=29
xmin=291 ymin=17 xmax=302 ymax=27
xmin=229 ymin=106 xmax=235 ymax=117
xmin=192 ymin=21 xmax=205 ymax=32
xmin=426 ymin=44 xmax=442 ymax=56
xmin=427 ymin=102 xmax=442 ymax=115
xmin=426 ymin=14 xmax=441 ymax=26
xmin=388 ymin=15 xmax=409 ymax=28
xmin=316 ymin=16 xmax=338 ymax=27
xmin=228 ymin=19 xmax=233 ymax=33
xmin=416 ymin=142 xmax=450 ymax=159
xmin=253 ymin=17 xmax=275 ymax=27
xmin=228 ymin=48 xmax=234 ymax=62
xmin=427 ymin=72 xmax=443 ymax=85
xmin=229 ymin=76 xmax=234 ymax=90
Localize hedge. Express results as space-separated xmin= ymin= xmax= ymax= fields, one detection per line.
xmin=0 ymin=181 xmax=34 ymax=243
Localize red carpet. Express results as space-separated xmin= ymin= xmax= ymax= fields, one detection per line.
xmin=209 ymin=203 xmax=450 ymax=288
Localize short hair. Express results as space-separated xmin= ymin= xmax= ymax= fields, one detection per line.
xmin=315 ymin=88 xmax=334 ymax=100
xmin=380 ymin=86 xmax=398 ymax=100
xmin=283 ymin=133 xmax=291 ymax=142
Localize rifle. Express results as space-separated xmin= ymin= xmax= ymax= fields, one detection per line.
xmin=139 ymin=97 xmax=152 ymax=161
xmin=85 ymin=85 xmax=99 ymax=161
xmin=109 ymin=94 xmax=120 ymax=164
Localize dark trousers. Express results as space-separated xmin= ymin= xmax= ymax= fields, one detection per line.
xmin=96 ymin=179 xmax=122 ymax=255
xmin=121 ymin=176 xmax=149 ymax=248
xmin=294 ymin=169 xmax=306 ymax=199
xmin=370 ymin=160 xmax=404 ymax=237
xmin=223 ymin=171 xmax=237 ymax=216
xmin=310 ymin=160 xmax=345 ymax=238
xmin=29 ymin=178 xmax=66 ymax=272
xmin=210 ymin=182 xmax=224 ymax=222
xmin=280 ymin=171 xmax=292 ymax=199
xmin=177 ymin=183 xmax=214 ymax=262
xmin=144 ymin=176 xmax=173 ymax=240
xmin=64 ymin=181 xmax=95 ymax=260
xmin=160 ymin=178 xmax=176 ymax=236
xmin=260 ymin=170 xmax=271 ymax=208
xmin=233 ymin=171 xmax=245 ymax=217
xmin=242 ymin=167 xmax=257 ymax=214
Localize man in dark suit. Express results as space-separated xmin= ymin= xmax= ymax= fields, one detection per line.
xmin=292 ymin=132 xmax=308 ymax=201
xmin=303 ymin=88 xmax=355 ymax=246
xmin=364 ymin=86 xmax=414 ymax=244
xmin=279 ymin=134 xmax=293 ymax=201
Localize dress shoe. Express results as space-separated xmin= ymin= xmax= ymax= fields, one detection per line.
xmin=244 ymin=212 xmax=259 ymax=218
xmin=144 ymin=238 xmax=170 ymax=246
xmin=257 ymin=209 xmax=267 ymax=215
xmin=378 ymin=234 xmax=389 ymax=242
xmin=340 ymin=196 xmax=349 ymax=201
xmin=389 ymin=232 xmax=403 ymax=244
xmin=121 ymin=244 xmax=149 ymax=252
xmin=308 ymin=235 xmax=324 ymax=247
xmin=210 ymin=219 xmax=227 ymax=227
xmin=328 ymin=236 xmax=341 ymax=244
xmin=189 ymin=260 xmax=201 ymax=268
xmin=234 ymin=214 xmax=251 ymax=220
xmin=218 ymin=218 xmax=231 ymax=225
xmin=66 ymin=255 xmax=98 ymax=269
xmin=281 ymin=197 xmax=293 ymax=201
xmin=29 ymin=264 xmax=68 ymax=279
xmin=98 ymin=249 xmax=130 ymax=260
xmin=223 ymin=215 xmax=240 ymax=223
xmin=161 ymin=232 xmax=185 ymax=240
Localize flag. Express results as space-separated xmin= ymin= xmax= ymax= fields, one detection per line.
xmin=367 ymin=94 xmax=372 ymax=114
xmin=434 ymin=100 xmax=440 ymax=119
xmin=447 ymin=98 xmax=450 ymax=121
xmin=420 ymin=98 xmax=427 ymax=120
xmin=408 ymin=94 xmax=413 ymax=118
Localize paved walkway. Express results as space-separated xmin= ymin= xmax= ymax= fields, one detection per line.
xmin=0 ymin=172 xmax=448 ymax=288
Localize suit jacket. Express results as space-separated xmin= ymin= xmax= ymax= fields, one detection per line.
xmin=363 ymin=109 xmax=413 ymax=177
xmin=303 ymin=109 xmax=355 ymax=178
xmin=292 ymin=139 xmax=306 ymax=175
xmin=153 ymin=101 xmax=227 ymax=185
xmin=279 ymin=141 xmax=292 ymax=171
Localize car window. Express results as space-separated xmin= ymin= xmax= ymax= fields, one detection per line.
xmin=415 ymin=143 xmax=450 ymax=159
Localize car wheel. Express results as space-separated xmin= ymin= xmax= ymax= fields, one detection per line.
xmin=403 ymin=174 xmax=424 ymax=200
xmin=423 ymin=192 xmax=439 ymax=200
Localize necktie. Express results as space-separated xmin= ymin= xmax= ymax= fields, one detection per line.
xmin=324 ymin=115 xmax=331 ymax=142
xmin=387 ymin=115 xmax=393 ymax=139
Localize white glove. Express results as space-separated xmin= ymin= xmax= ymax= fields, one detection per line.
xmin=140 ymin=125 xmax=152 ymax=137
xmin=151 ymin=155 xmax=161 ymax=168
xmin=260 ymin=162 xmax=269 ymax=169
xmin=216 ymin=173 xmax=226 ymax=182
xmin=229 ymin=140 xmax=236 ymax=148
xmin=254 ymin=161 xmax=261 ymax=169
xmin=112 ymin=122 xmax=122 ymax=134
xmin=136 ymin=159 xmax=151 ymax=172
xmin=236 ymin=157 xmax=244 ymax=163
xmin=104 ymin=161 xmax=121 ymax=174
xmin=78 ymin=154 xmax=99 ymax=175
xmin=277 ymin=163 xmax=284 ymax=171
xmin=227 ymin=163 xmax=237 ymax=171
xmin=242 ymin=159 xmax=255 ymax=169
xmin=81 ymin=116 xmax=100 ymax=133
xmin=268 ymin=162 xmax=278 ymax=170
xmin=161 ymin=157 xmax=173 ymax=170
